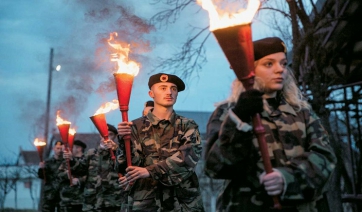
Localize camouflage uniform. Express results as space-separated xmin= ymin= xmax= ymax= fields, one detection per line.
xmin=204 ymin=98 xmax=337 ymax=212
xmin=38 ymin=157 xmax=64 ymax=212
xmin=121 ymin=110 xmax=205 ymax=212
xmin=83 ymin=146 xmax=123 ymax=212
xmin=58 ymin=155 xmax=88 ymax=212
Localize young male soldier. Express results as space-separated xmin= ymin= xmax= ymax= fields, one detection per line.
xmin=82 ymin=124 xmax=123 ymax=212
xmin=118 ymin=73 xmax=205 ymax=212
xmin=38 ymin=141 xmax=64 ymax=212
xmin=142 ymin=100 xmax=154 ymax=116
xmin=59 ymin=140 xmax=88 ymax=212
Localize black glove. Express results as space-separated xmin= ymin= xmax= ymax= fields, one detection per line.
xmin=232 ymin=89 xmax=264 ymax=122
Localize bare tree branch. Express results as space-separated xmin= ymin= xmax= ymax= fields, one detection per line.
xmin=150 ymin=0 xmax=195 ymax=29
xmin=151 ymin=26 xmax=211 ymax=78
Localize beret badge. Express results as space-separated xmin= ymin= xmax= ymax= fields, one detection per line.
xmin=160 ymin=74 xmax=168 ymax=82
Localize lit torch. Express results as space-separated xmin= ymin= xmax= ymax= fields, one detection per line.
xmin=56 ymin=110 xmax=73 ymax=186
xmin=34 ymin=138 xmax=46 ymax=182
xmin=108 ymin=32 xmax=140 ymax=170
xmin=90 ymin=99 xmax=119 ymax=161
xmin=68 ymin=128 xmax=76 ymax=151
xmin=197 ymin=0 xmax=281 ymax=209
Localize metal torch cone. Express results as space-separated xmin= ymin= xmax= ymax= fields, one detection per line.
xmin=89 ymin=113 xmax=116 ymax=161
xmin=57 ymin=124 xmax=73 ymax=186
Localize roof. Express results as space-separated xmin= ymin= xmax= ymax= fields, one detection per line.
xmin=17 ymin=150 xmax=40 ymax=165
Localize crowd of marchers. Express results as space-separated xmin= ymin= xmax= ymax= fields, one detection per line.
xmin=38 ymin=37 xmax=336 ymax=212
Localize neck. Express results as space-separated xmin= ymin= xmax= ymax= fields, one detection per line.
xmin=152 ymin=104 xmax=173 ymax=120
xmin=263 ymin=92 xmax=277 ymax=99
xmin=74 ymin=152 xmax=82 ymax=157
xmin=54 ymin=154 xmax=60 ymax=160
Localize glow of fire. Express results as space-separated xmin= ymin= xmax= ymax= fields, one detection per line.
xmin=56 ymin=110 xmax=71 ymax=126
xmin=69 ymin=128 xmax=76 ymax=135
xmin=197 ymin=0 xmax=261 ymax=31
xmin=94 ymin=99 xmax=119 ymax=116
xmin=34 ymin=138 xmax=46 ymax=146
xmin=108 ymin=32 xmax=140 ymax=76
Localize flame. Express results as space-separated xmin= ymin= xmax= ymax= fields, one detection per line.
xmin=197 ymin=0 xmax=260 ymax=31
xmin=56 ymin=110 xmax=71 ymax=126
xmin=94 ymin=99 xmax=119 ymax=115
xmin=69 ymin=128 xmax=76 ymax=135
xmin=34 ymin=138 xmax=46 ymax=146
xmin=108 ymin=32 xmax=140 ymax=76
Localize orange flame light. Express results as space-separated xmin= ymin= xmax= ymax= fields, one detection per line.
xmin=34 ymin=138 xmax=46 ymax=147
xmin=94 ymin=99 xmax=119 ymax=116
xmin=56 ymin=110 xmax=71 ymax=126
xmin=197 ymin=0 xmax=260 ymax=31
xmin=108 ymin=32 xmax=140 ymax=76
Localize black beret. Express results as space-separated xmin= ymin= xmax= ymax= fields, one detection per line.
xmin=148 ymin=73 xmax=185 ymax=92
xmin=145 ymin=101 xmax=154 ymax=107
xmin=253 ymin=37 xmax=287 ymax=61
xmin=107 ymin=124 xmax=118 ymax=135
xmin=54 ymin=141 xmax=63 ymax=147
xmin=73 ymin=140 xmax=87 ymax=149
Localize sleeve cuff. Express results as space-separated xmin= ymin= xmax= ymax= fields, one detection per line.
xmin=228 ymin=109 xmax=252 ymax=132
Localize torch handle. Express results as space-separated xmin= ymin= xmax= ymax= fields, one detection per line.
xmin=64 ymin=145 xmax=73 ymax=186
xmin=121 ymin=110 xmax=132 ymax=167
xmin=252 ymin=114 xmax=282 ymax=209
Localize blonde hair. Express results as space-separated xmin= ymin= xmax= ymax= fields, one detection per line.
xmin=217 ymin=66 xmax=310 ymax=112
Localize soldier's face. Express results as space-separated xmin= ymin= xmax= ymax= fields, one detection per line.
xmin=53 ymin=145 xmax=63 ymax=157
xmin=255 ymin=52 xmax=287 ymax=96
xmin=149 ymin=82 xmax=178 ymax=107
xmin=73 ymin=145 xmax=83 ymax=156
xmin=143 ymin=106 xmax=153 ymax=116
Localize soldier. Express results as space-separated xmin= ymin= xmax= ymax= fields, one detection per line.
xmin=117 ymin=73 xmax=205 ymax=211
xmin=82 ymin=124 xmax=123 ymax=212
xmin=59 ymin=140 xmax=88 ymax=212
xmin=204 ymin=37 xmax=337 ymax=211
xmin=142 ymin=100 xmax=154 ymax=116
xmin=38 ymin=141 xmax=64 ymax=212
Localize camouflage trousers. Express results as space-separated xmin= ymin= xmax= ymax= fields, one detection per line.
xmin=41 ymin=201 xmax=60 ymax=212
xmin=59 ymin=204 xmax=83 ymax=212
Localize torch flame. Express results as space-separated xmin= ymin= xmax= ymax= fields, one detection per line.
xmin=56 ymin=110 xmax=71 ymax=126
xmin=108 ymin=32 xmax=140 ymax=76
xmin=94 ymin=99 xmax=119 ymax=116
xmin=197 ymin=0 xmax=260 ymax=31
xmin=34 ymin=138 xmax=46 ymax=146
xmin=69 ymin=128 xmax=76 ymax=135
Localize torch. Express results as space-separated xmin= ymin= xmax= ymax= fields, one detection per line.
xmin=56 ymin=110 xmax=73 ymax=186
xmin=90 ymin=99 xmax=119 ymax=161
xmin=34 ymin=138 xmax=46 ymax=182
xmin=108 ymin=32 xmax=140 ymax=170
xmin=68 ymin=128 xmax=76 ymax=151
xmin=197 ymin=0 xmax=281 ymax=209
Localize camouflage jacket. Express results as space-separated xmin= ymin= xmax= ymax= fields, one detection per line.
xmin=83 ymin=146 xmax=123 ymax=211
xmin=58 ymin=155 xmax=88 ymax=207
xmin=38 ymin=156 xmax=63 ymax=201
xmin=122 ymin=110 xmax=204 ymax=212
xmin=204 ymin=98 xmax=337 ymax=211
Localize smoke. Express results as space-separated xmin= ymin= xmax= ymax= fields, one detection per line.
xmin=25 ymin=0 xmax=155 ymax=139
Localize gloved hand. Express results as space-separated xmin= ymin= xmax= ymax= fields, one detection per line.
xmin=232 ymin=89 xmax=264 ymax=122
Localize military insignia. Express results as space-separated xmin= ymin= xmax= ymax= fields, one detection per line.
xmin=281 ymin=42 xmax=287 ymax=53
xmin=160 ymin=74 xmax=168 ymax=82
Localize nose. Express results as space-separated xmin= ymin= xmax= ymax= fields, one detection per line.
xmin=275 ymin=63 xmax=285 ymax=74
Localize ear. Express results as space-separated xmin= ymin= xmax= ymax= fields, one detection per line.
xmin=148 ymin=90 xmax=154 ymax=98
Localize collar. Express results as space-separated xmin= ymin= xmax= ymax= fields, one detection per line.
xmin=147 ymin=109 xmax=177 ymax=126
xmin=262 ymin=98 xmax=297 ymax=118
